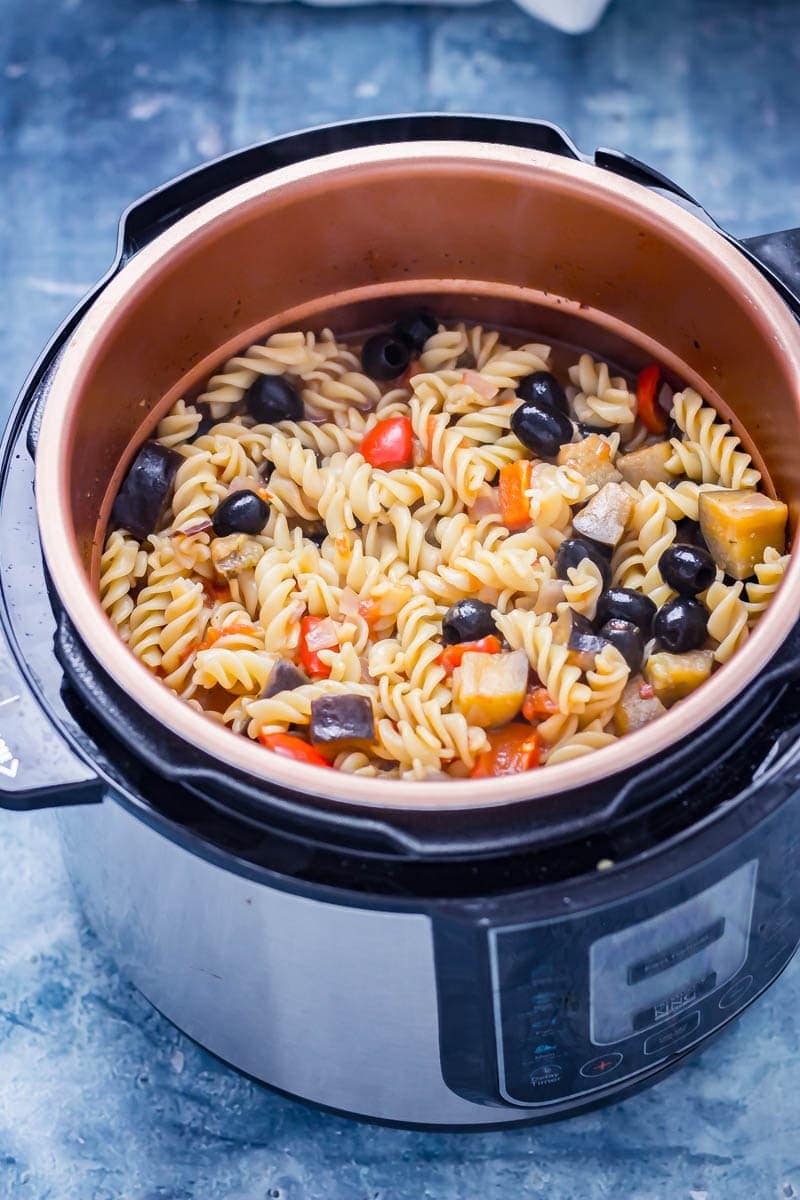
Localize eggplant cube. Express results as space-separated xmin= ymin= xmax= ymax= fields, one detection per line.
xmin=309 ymin=694 xmax=375 ymax=749
xmin=110 ymin=441 xmax=181 ymax=539
xmin=617 ymin=441 xmax=673 ymax=487
xmin=698 ymin=489 xmax=788 ymax=580
xmin=613 ymin=676 xmax=667 ymax=734
xmin=261 ymin=658 xmax=310 ymax=698
xmin=644 ymin=649 xmax=713 ymax=706
xmin=557 ymin=433 xmax=622 ymax=488
xmin=453 ymin=649 xmax=528 ymax=728
xmin=572 ymin=482 xmax=632 ymax=548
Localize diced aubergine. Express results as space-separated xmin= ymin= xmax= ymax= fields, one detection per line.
xmin=572 ymin=482 xmax=633 ymax=548
xmin=309 ymin=694 xmax=375 ymax=748
xmin=453 ymin=649 xmax=528 ymax=728
xmin=613 ymin=676 xmax=667 ymax=735
xmin=261 ymin=658 xmax=310 ymax=699
xmin=567 ymin=612 xmax=608 ymax=658
xmin=698 ymin=489 xmax=788 ymax=580
xmin=644 ymin=649 xmax=714 ymax=706
xmin=110 ymin=441 xmax=181 ymax=539
xmin=617 ymin=441 xmax=673 ymax=487
xmin=211 ymin=534 xmax=265 ymax=576
xmin=557 ymin=433 xmax=622 ymax=488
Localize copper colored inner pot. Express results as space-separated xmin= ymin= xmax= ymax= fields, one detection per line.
xmin=34 ymin=142 xmax=800 ymax=811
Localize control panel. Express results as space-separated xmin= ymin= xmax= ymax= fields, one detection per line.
xmin=435 ymin=786 xmax=800 ymax=1110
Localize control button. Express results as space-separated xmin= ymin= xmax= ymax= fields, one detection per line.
xmin=718 ymin=974 xmax=754 ymax=1011
xmin=580 ymin=1052 xmax=624 ymax=1079
xmin=643 ymin=1009 xmax=701 ymax=1056
xmin=528 ymin=1063 xmax=563 ymax=1087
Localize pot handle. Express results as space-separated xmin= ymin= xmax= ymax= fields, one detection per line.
xmin=0 ymin=617 xmax=101 ymax=811
xmin=740 ymin=227 xmax=800 ymax=309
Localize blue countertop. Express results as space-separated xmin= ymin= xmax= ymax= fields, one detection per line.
xmin=2 ymin=0 xmax=800 ymax=1195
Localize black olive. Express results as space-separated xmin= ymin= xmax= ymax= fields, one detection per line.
xmin=674 ymin=518 xmax=708 ymax=550
xmin=665 ymin=415 xmax=682 ymax=442
xmin=511 ymin=400 xmax=573 ymax=459
xmin=653 ymin=597 xmax=707 ymax=653
xmin=111 ymin=441 xmax=181 ymax=539
xmin=212 ymin=490 xmax=269 ymax=537
xmin=658 ymin=543 xmax=716 ymax=596
xmin=554 ymin=537 xmax=612 ymax=589
xmin=190 ymin=406 xmax=216 ymax=441
xmin=577 ymin=421 xmax=611 ymax=437
xmin=599 ymin=619 xmax=645 ymax=673
xmin=361 ymin=333 xmax=411 ymax=381
xmin=442 ymin=598 xmax=498 ymax=645
xmin=516 ymin=370 xmax=569 ymax=415
xmin=245 ymin=375 xmax=303 ymax=424
xmin=595 ymin=587 xmax=657 ymax=637
xmin=392 ymin=308 xmax=438 ymax=353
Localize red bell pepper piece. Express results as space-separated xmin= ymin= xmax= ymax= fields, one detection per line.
xmin=438 ymin=635 xmax=502 ymax=675
xmin=470 ymin=724 xmax=541 ymax=778
xmin=522 ymin=686 xmax=558 ymax=722
xmin=258 ymin=731 xmax=332 ymax=768
xmin=498 ymin=460 xmax=532 ymax=529
xmin=298 ymin=615 xmax=334 ymax=679
xmin=637 ymin=364 xmax=666 ymax=434
xmin=360 ymin=416 xmax=414 ymax=469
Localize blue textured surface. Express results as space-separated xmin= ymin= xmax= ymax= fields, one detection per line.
xmin=2 ymin=0 xmax=800 ymax=1196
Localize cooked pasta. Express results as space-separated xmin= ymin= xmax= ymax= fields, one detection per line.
xmin=101 ymin=312 xmax=789 ymax=782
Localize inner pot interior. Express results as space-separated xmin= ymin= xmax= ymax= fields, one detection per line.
xmin=34 ymin=141 xmax=800 ymax=810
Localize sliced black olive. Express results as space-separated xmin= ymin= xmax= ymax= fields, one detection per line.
xmin=599 ymin=618 xmax=645 ymax=673
xmin=516 ymin=370 xmax=569 ymax=415
xmin=653 ymin=597 xmax=707 ymax=653
xmin=212 ymin=490 xmax=269 ymax=537
xmin=309 ymin=694 xmax=376 ymax=746
xmin=511 ymin=401 xmax=574 ymax=458
xmin=577 ymin=421 xmax=611 ymax=437
xmin=658 ymin=543 xmax=716 ymax=596
xmin=554 ymin=537 xmax=612 ymax=589
xmin=595 ymin=587 xmax=657 ymax=637
xmin=190 ymin=405 xmax=216 ymax=441
xmin=665 ymin=415 xmax=682 ymax=442
xmin=261 ymin=658 xmax=310 ymax=698
xmin=361 ymin=333 xmax=411 ymax=381
xmin=392 ymin=308 xmax=438 ymax=353
xmin=442 ymin=598 xmax=498 ymax=645
xmin=567 ymin=611 xmax=608 ymax=656
xmin=110 ymin=441 xmax=181 ymax=540
xmin=245 ymin=375 xmax=303 ymax=424
xmin=675 ymin=518 xmax=708 ymax=550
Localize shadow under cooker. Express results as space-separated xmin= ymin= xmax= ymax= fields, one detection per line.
xmin=1 ymin=115 xmax=800 ymax=1125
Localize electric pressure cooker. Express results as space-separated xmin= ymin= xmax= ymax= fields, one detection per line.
xmin=2 ymin=115 xmax=800 ymax=1127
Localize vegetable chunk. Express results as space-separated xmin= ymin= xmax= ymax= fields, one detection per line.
xmin=617 ymin=441 xmax=673 ymax=487
xmin=453 ymin=649 xmax=528 ymax=728
xmin=613 ymin=676 xmax=667 ymax=734
xmin=572 ymin=481 xmax=632 ymax=548
xmin=698 ymin=489 xmax=788 ymax=580
xmin=644 ymin=649 xmax=714 ymax=705
xmin=557 ymin=433 xmax=621 ymax=487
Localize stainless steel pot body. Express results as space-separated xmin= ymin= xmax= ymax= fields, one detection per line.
xmin=55 ymin=753 xmax=800 ymax=1127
